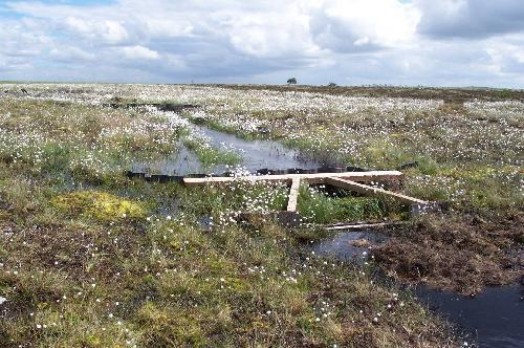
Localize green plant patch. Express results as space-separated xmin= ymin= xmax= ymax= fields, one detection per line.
xmin=51 ymin=191 xmax=147 ymax=222
xmin=183 ymin=138 xmax=241 ymax=167
xmin=297 ymin=186 xmax=398 ymax=224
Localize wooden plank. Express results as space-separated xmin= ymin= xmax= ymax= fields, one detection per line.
xmin=183 ymin=170 xmax=403 ymax=185
xmin=325 ymin=177 xmax=429 ymax=205
xmin=286 ymin=178 xmax=301 ymax=212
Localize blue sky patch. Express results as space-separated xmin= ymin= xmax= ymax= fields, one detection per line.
xmin=30 ymin=0 xmax=116 ymax=5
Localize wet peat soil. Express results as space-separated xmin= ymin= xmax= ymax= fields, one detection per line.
xmin=372 ymin=213 xmax=524 ymax=296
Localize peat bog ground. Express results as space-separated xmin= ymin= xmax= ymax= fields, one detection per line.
xmin=0 ymin=83 xmax=522 ymax=347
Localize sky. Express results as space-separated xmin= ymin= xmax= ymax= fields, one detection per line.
xmin=1 ymin=0 xmax=524 ymax=87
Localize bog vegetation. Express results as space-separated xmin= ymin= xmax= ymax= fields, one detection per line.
xmin=0 ymin=83 xmax=522 ymax=347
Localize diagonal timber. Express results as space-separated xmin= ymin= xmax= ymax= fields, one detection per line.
xmin=325 ymin=177 xmax=428 ymax=205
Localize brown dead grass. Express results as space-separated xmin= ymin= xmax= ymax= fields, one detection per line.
xmin=373 ymin=213 xmax=524 ymax=295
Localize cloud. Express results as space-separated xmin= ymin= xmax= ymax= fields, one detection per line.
xmin=484 ymin=38 xmax=524 ymax=74
xmin=225 ymin=12 xmax=318 ymax=58
xmin=64 ymin=17 xmax=130 ymax=44
xmin=307 ymin=0 xmax=420 ymax=53
xmin=49 ymin=46 xmax=96 ymax=62
xmin=120 ymin=45 xmax=160 ymax=60
xmin=416 ymin=0 xmax=524 ymax=39
xmin=0 ymin=19 xmax=49 ymax=57
xmin=1 ymin=0 xmax=524 ymax=87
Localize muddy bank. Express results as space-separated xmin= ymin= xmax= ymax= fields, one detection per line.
xmin=373 ymin=213 xmax=524 ymax=295
xmin=310 ymin=225 xmax=524 ymax=348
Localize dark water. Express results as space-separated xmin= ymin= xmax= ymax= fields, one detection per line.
xmin=415 ymin=285 xmax=524 ymax=348
xmin=132 ymin=125 xmax=319 ymax=175
xmin=314 ymin=231 xmax=524 ymax=348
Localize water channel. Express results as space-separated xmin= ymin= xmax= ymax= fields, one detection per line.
xmin=131 ymin=123 xmax=320 ymax=176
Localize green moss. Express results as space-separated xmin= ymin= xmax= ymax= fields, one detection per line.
xmin=51 ymin=191 xmax=147 ymax=222
xmin=136 ymin=302 xmax=210 ymax=347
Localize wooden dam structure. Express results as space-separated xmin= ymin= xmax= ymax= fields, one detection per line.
xmin=183 ymin=170 xmax=431 ymax=213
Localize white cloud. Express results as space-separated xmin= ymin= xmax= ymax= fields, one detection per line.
xmin=121 ymin=45 xmax=160 ymax=60
xmin=307 ymin=0 xmax=421 ymax=52
xmin=1 ymin=0 xmax=524 ymax=87
xmin=50 ymin=46 xmax=96 ymax=62
xmin=0 ymin=19 xmax=48 ymax=57
xmin=143 ymin=19 xmax=194 ymax=39
xmin=485 ymin=39 xmax=524 ymax=75
xmin=64 ymin=17 xmax=129 ymax=44
xmin=225 ymin=10 xmax=319 ymax=58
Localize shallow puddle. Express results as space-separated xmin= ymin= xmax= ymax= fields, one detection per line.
xmin=312 ymin=230 xmax=388 ymax=262
xmin=198 ymin=126 xmax=319 ymax=171
xmin=131 ymin=145 xmax=202 ymax=175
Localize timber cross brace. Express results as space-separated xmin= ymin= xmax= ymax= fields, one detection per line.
xmin=183 ymin=170 xmax=435 ymax=214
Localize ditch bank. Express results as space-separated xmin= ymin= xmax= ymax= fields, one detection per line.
xmin=313 ymin=227 xmax=524 ymax=348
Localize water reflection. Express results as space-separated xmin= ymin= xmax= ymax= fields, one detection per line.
xmin=132 ymin=124 xmax=320 ymax=175
xmin=415 ymin=285 xmax=524 ymax=348
xmin=312 ymin=230 xmax=388 ymax=262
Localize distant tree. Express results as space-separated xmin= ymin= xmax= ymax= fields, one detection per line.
xmin=287 ymin=77 xmax=297 ymax=85
xmin=327 ymin=82 xmax=337 ymax=87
